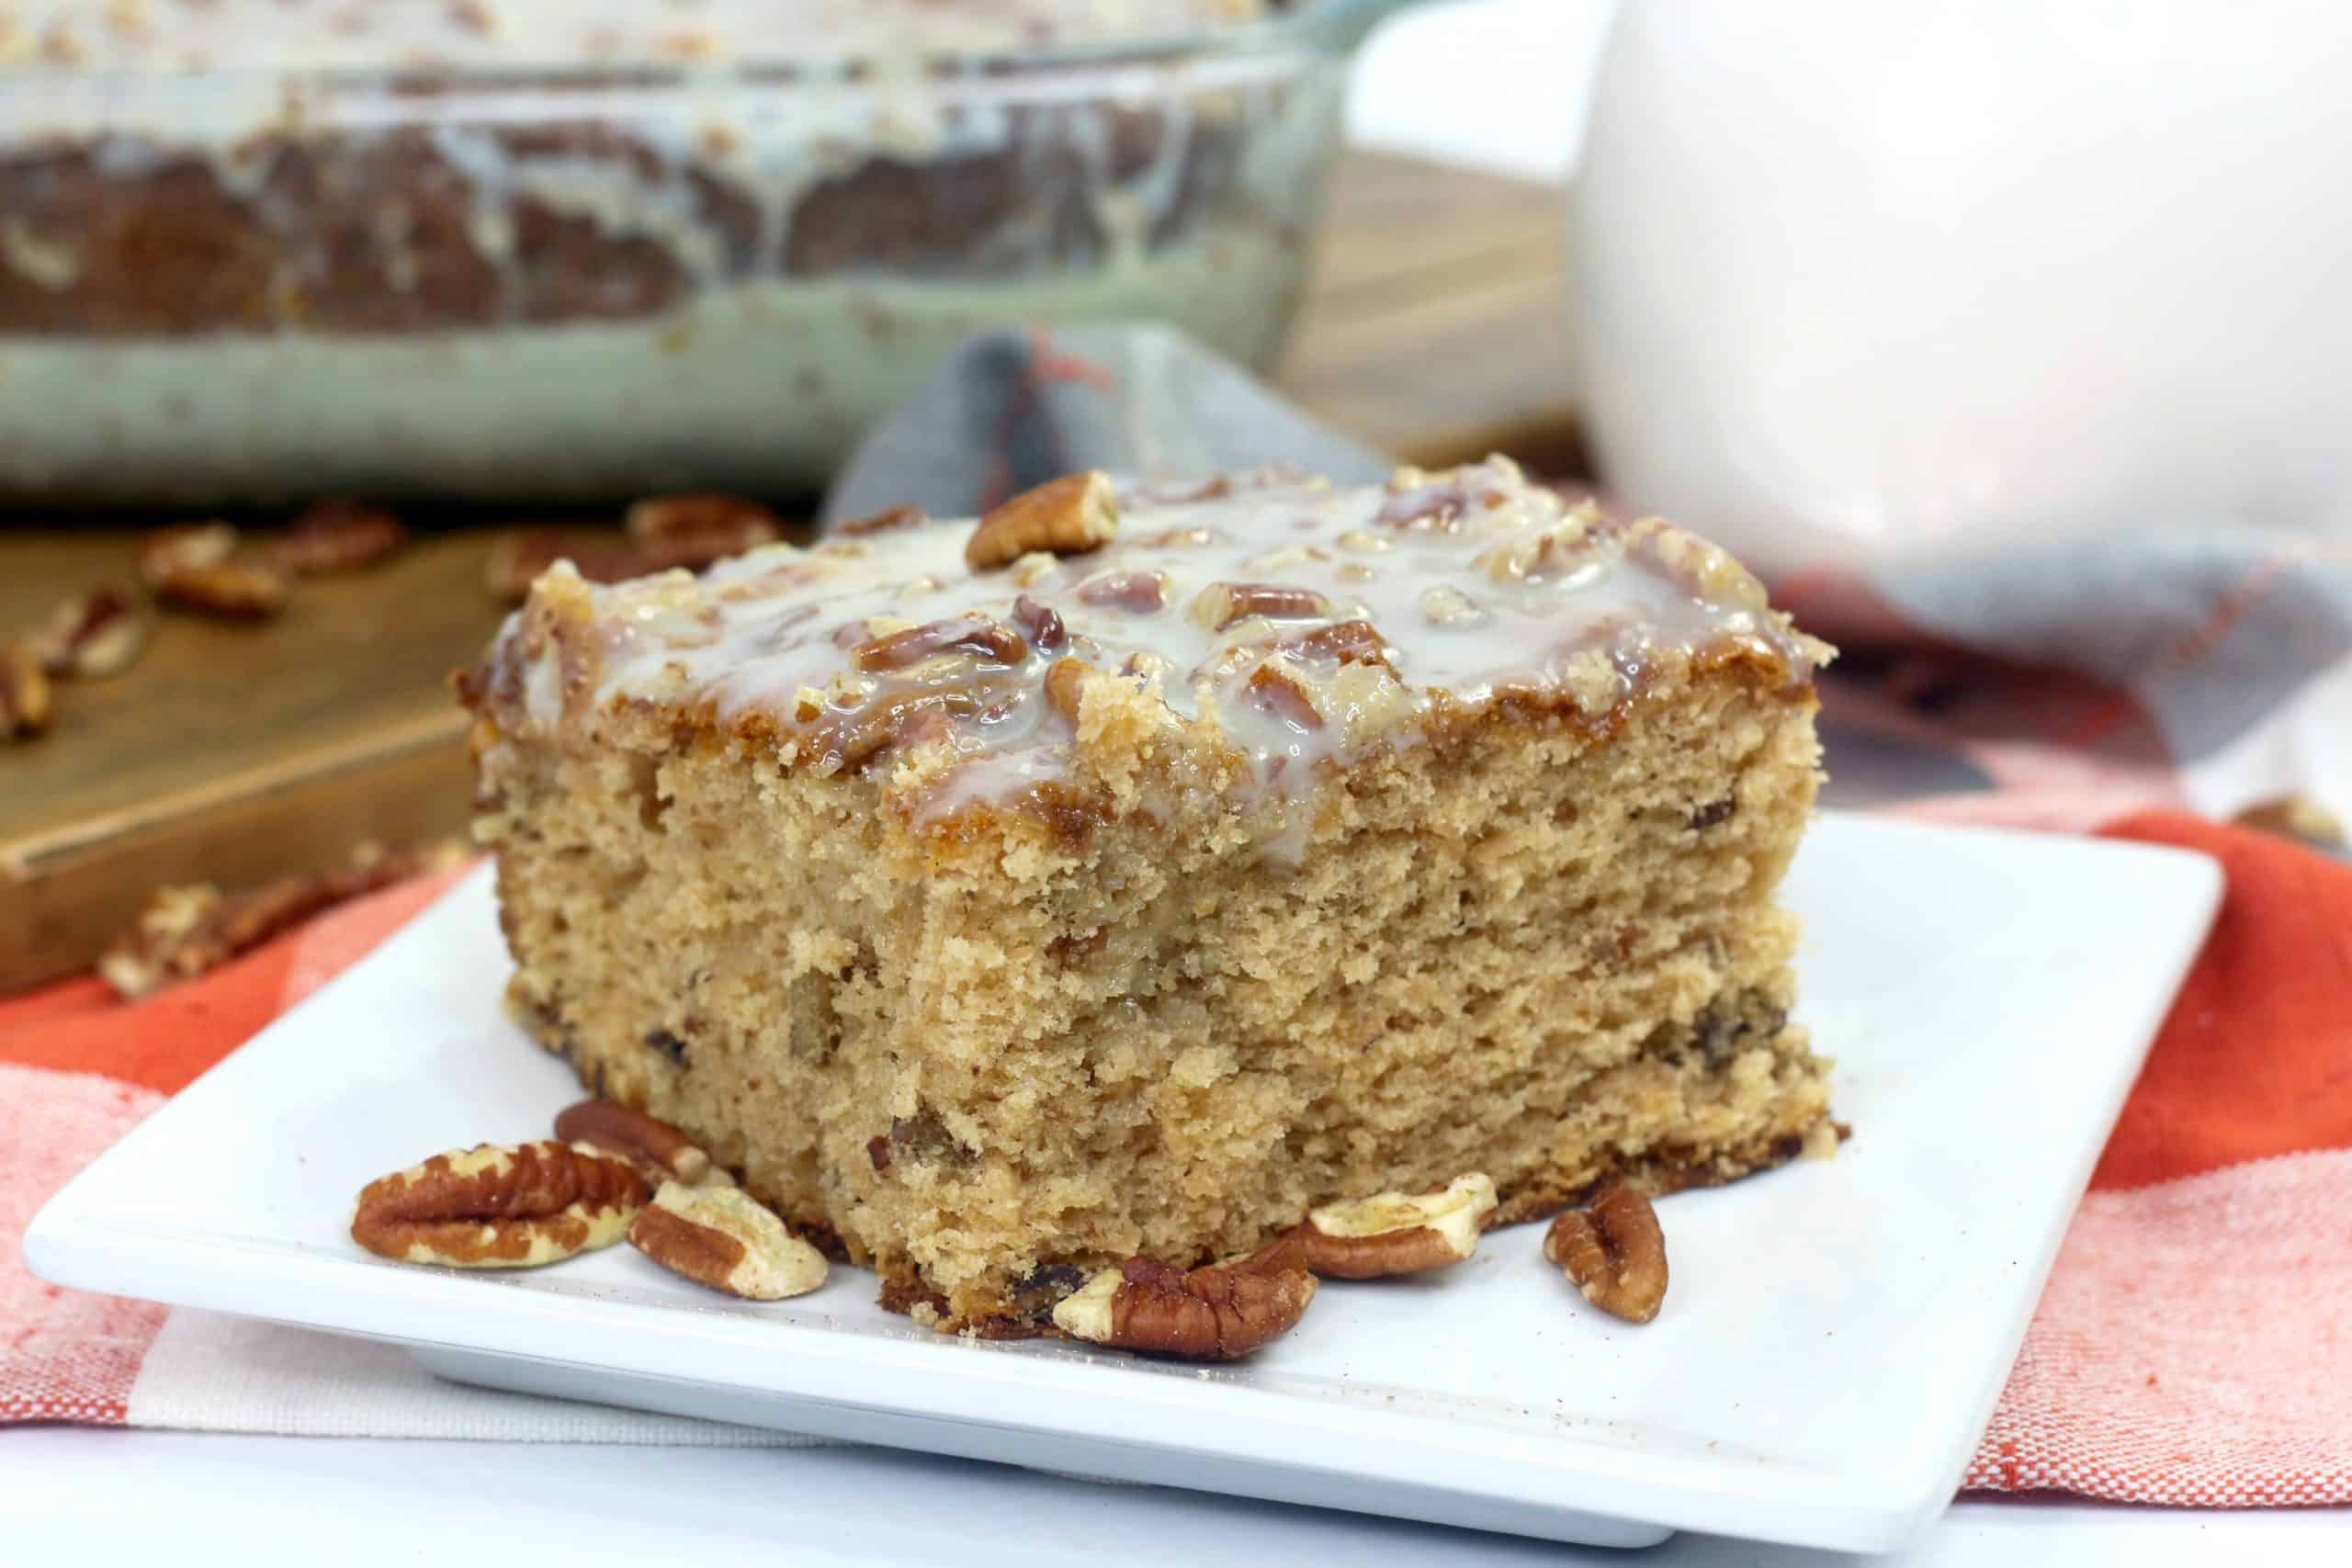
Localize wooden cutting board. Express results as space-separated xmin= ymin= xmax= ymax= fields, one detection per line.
xmin=0 ymin=150 xmax=1577 ymax=991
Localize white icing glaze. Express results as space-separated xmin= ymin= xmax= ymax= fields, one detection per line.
xmin=478 ymin=459 xmax=1821 ymax=827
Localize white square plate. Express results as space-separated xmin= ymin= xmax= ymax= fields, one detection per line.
xmin=28 ymin=813 xmax=2220 ymax=1553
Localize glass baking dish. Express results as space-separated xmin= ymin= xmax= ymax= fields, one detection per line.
xmin=0 ymin=0 xmax=1423 ymax=505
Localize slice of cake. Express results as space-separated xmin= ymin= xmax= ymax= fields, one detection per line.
xmin=459 ymin=457 xmax=1838 ymax=1332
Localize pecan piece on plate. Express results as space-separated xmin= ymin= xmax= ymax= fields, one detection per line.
xmin=24 ymin=584 xmax=149 ymax=678
xmin=966 ymin=471 xmax=1119 ymax=571
xmin=141 ymin=524 xmax=289 ymax=619
xmin=1050 ymin=1256 xmax=1316 ymax=1360
xmin=628 ymin=1180 xmax=827 ymax=1300
xmin=1544 ymin=1183 xmax=1668 ymax=1324
xmin=1252 ymin=1172 xmax=1498 ymax=1280
xmin=276 ymin=499 xmax=407 ymax=574
xmin=553 ymin=1099 xmax=713 ymax=1186
xmin=349 ymin=1141 xmax=648 ymax=1268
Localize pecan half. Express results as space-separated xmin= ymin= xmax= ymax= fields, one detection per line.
xmin=1012 ymin=593 xmax=1068 ymax=652
xmin=1259 ymin=1173 xmax=1499 ymax=1280
xmin=2 ymin=646 xmax=52 ymax=739
xmin=966 ymin=471 xmax=1119 ymax=570
xmin=25 ymin=584 xmax=149 ymax=677
xmin=1051 ymin=1256 xmax=1316 ymax=1360
xmin=350 ymin=1141 xmax=648 ymax=1268
xmin=276 ymin=499 xmax=407 ymax=574
xmin=854 ymin=617 xmax=1025 ymax=672
xmin=1191 ymin=582 xmax=1330 ymax=632
xmin=1076 ymin=570 xmax=1167 ymax=613
xmin=628 ymin=1180 xmax=828 ymax=1300
xmin=553 ymin=1100 xmax=712 ymax=1185
xmin=141 ymin=524 xmax=289 ymax=619
xmin=1544 ymin=1183 xmax=1668 ymax=1324
xmin=832 ymin=503 xmax=927 ymax=537
xmin=625 ymin=492 xmax=783 ymax=570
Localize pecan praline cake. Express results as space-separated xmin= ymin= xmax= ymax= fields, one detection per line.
xmin=460 ymin=457 xmax=1840 ymax=1332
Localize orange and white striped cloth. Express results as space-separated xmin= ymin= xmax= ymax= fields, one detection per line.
xmin=3 ymin=812 xmax=2347 ymax=1502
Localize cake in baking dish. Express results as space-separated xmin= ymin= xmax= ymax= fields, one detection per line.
xmin=459 ymin=457 xmax=1838 ymax=1330
xmin=0 ymin=1 xmax=1320 ymax=500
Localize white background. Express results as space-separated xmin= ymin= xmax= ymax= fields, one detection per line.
xmin=6 ymin=4 xmax=2345 ymax=1562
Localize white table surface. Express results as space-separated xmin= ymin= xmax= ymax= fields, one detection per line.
xmin=6 ymin=6 xmax=2345 ymax=1562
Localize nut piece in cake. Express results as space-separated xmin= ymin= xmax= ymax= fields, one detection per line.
xmin=1051 ymin=1257 xmax=1316 ymax=1359
xmin=628 ymin=1181 xmax=828 ymax=1300
xmin=1544 ymin=1184 xmax=1669 ymax=1324
xmin=554 ymin=1099 xmax=712 ymax=1186
xmin=1258 ymin=1172 xmax=1499 ymax=1280
xmin=349 ymin=1141 xmax=648 ymax=1269
xmin=965 ymin=470 xmax=1119 ymax=570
